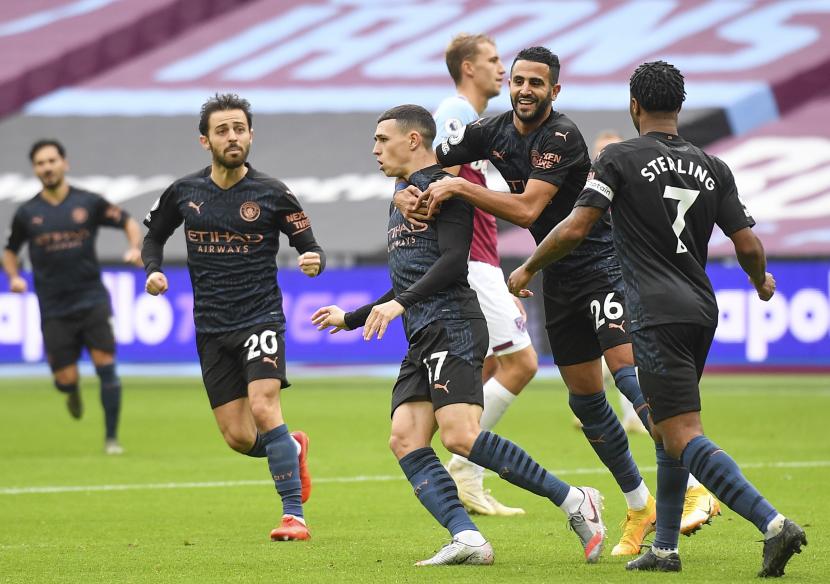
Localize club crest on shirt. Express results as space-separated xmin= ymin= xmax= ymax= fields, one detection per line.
xmin=240 ymin=201 xmax=261 ymax=222
xmin=72 ymin=207 xmax=88 ymax=224
xmin=31 ymin=216 xmax=43 ymax=225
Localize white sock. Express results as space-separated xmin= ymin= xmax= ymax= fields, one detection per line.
xmin=623 ymin=480 xmax=651 ymax=510
xmin=619 ymin=393 xmax=637 ymax=420
xmin=686 ymin=474 xmax=700 ymax=489
xmin=652 ymin=545 xmax=678 ymax=557
xmin=292 ymin=436 xmax=302 ymax=456
xmin=455 ymin=529 xmax=487 ymax=546
xmin=559 ymin=487 xmax=586 ymax=515
xmin=480 ymin=377 xmax=517 ymax=430
xmin=764 ymin=514 xmax=786 ymax=540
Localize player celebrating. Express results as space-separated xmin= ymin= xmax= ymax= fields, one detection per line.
xmin=142 ymin=93 xmax=321 ymax=541
xmin=507 ymin=61 xmax=806 ymax=577
xmin=400 ymin=46 xmax=682 ymax=555
xmin=3 ymin=139 xmax=141 ymax=454
xmin=428 ymin=33 xmax=539 ymax=516
xmin=312 ymin=104 xmax=605 ymax=566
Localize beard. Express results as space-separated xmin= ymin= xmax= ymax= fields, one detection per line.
xmin=211 ymin=142 xmax=249 ymax=169
xmin=38 ymin=172 xmax=63 ymax=190
xmin=511 ymin=93 xmax=551 ymax=124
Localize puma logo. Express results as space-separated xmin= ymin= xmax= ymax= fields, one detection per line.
xmin=499 ymin=467 xmax=511 ymax=478
xmin=555 ymin=131 xmax=570 ymax=141
xmin=433 ymin=380 xmax=451 ymax=393
xmin=491 ymin=149 xmax=506 ymax=161
xmin=608 ymin=320 xmax=626 ymax=333
xmin=414 ymin=479 xmax=429 ymax=496
xmin=262 ymin=356 xmax=279 ymax=368
xmin=587 ymin=433 xmax=606 ymax=444
xmin=188 ymin=201 xmax=205 ymax=214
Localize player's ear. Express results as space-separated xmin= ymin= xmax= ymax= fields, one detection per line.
xmin=199 ymin=135 xmax=210 ymax=151
xmin=409 ymin=131 xmax=420 ymax=150
xmin=551 ymin=83 xmax=561 ymax=101
xmin=249 ymin=128 xmax=254 ymax=143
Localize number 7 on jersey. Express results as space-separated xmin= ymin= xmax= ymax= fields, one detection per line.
xmin=663 ymin=185 xmax=700 ymax=254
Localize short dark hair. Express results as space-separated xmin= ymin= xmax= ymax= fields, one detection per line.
xmin=630 ymin=61 xmax=686 ymax=113
xmin=29 ymin=139 xmax=65 ymax=162
xmin=512 ymin=46 xmax=560 ymax=84
xmin=377 ymin=104 xmax=436 ymax=146
xmin=445 ymin=33 xmax=495 ymax=85
xmin=199 ymin=93 xmax=253 ymax=136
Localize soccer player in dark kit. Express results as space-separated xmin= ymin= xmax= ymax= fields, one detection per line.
xmin=507 ymin=60 xmax=807 ymax=577
xmin=142 ymin=93 xmax=323 ymax=541
xmin=311 ymin=104 xmax=606 ymax=566
xmin=400 ymin=46 xmax=718 ymax=555
xmin=3 ymin=139 xmax=142 ymax=455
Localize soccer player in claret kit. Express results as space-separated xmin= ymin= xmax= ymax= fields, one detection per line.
xmin=312 ymin=104 xmax=605 ymax=566
xmin=507 ymin=61 xmax=807 ymax=577
xmin=403 ymin=46 xmax=717 ymax=555
xmin=142 ymin=94 xmax=322 ymax=541
xmin=3 ymin=139 xmax=142 ymax=455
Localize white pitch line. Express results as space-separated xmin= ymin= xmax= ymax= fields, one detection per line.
xmin=1 ymin=460 xmax=828 ymax=496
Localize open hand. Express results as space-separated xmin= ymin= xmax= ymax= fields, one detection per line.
xmin=311 ymin=305 xmax=347 ymax=334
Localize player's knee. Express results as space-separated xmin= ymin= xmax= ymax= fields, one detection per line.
xmin=248 ymin=397 xmax=279 ymax=427
xmin=438 ymin=427 xmax=477 ymax=458
xmin=53 ymin=370 xmax=78 ymax=386
xmin=513 ymin=346 xmax=538 ymax=383
xmin=388 ymin=431 xmax=415 ymax=459
xmin=222 ymin=430 xmax=254 ymax=454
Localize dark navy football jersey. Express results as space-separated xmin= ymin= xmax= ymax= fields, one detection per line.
xmin=576 ymin=132 xmax=755 ymax=331
xmin=143 ymin=165 xmax=324 ymax=334
xmin=387 ymin=164 xmax=484 ymax=340
xmin=5 ymin=187 xmax=128 ymax=318
xmin=436 ymin=109 xmax=617 ymax=279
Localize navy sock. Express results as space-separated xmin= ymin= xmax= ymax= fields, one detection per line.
xmin=613 ymin=366 xmax=652 ymax=432
xmin=467 ymin=431 xmax=571 ymax=506
xmin=95 ymin=364 xmax=121 ymax=440
xmin=654 ymin=443 xmax=688 ymax=550
xmin=399 ymin=447 xmax=476 ymax=536
xmin=262 ymin=425 xmax=303 ymax=519
xmin=55 ymin=381 xmax=78 ymax=394
xmin=681 ymin=435 xmax=778 ymax=532
xmin=245 ymin=433 xmax=267 ymax=458
xmin=569 ymin=392 xmax=643 ymax=493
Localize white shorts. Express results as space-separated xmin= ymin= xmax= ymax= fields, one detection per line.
xmin=468 ymin=261 xmax=533 ymax=357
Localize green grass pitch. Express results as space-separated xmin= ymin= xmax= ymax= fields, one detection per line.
xmin=0 ymin=374 xmax=827 ymax=583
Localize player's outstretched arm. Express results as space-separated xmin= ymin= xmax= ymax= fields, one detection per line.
xmin=730 ymin=226 xmax=775 ymax=301
xmin=507 ymin=205 xmax=604 ymax=297
xmin=311 ymin=305 xmax=347 ymax=334
xmin=2 ymin=249 xmax=27 ymax=293
xmin=122 ymin=217 xmax=143 ymax=266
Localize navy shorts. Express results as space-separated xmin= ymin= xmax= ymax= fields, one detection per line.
xmin=41 ymin=302 xmax=115 ymax=371
xmin=543 ymin=269 xmax=630 ymax=366
xmin=632 ymin=323 xmax=716 ymax=424
xmin=196 ymin=322 xmax=290 ymax=409
xmin=391 ymin=319 xmax=488 ymax=416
